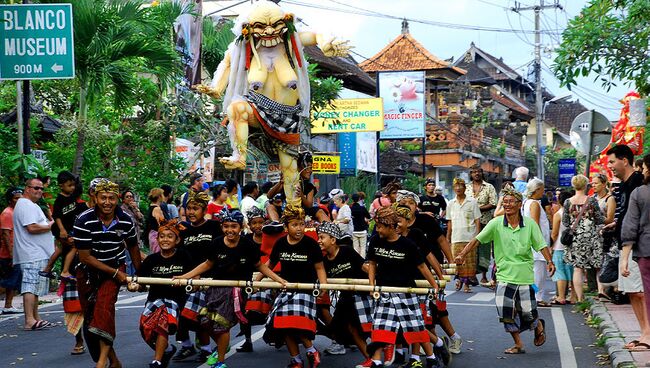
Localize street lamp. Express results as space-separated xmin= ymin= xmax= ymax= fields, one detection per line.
xmin=537 ymin=93 xmax=572 ymax=182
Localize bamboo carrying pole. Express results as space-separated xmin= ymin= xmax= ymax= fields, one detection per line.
xmin=126 ymin=277 xmax=446 ymax=297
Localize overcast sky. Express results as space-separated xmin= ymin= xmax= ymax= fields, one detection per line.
xmin=203 ymin=0 xmax=629 ymax=121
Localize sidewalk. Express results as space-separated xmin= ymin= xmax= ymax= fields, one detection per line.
xmin=1 ymin=291 xmax=61 ymax=313
xmin=591 ymin=299 xmax=647 ymax=367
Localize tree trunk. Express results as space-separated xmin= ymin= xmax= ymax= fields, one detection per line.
xmin=72 ymin=86 xmax=88 ymax=176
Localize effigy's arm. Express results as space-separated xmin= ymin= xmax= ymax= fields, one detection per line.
xmin=298 ymin=32 xmax=351 ymax=57
xmin=195 ymin=49 xmax=232 ymax=98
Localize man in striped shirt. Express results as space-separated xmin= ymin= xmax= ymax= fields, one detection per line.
xmin=74 ymin=180 xmax=140 ymax=368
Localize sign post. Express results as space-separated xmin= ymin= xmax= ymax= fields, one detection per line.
xmin=1 ymin=3 xmax=75 ymax=154
xmin=0 ymin=3 xmax=75 ymax=80
xmin=558 ymin=158 xmax=576 ymax=187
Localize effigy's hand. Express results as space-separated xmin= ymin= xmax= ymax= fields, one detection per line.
xmin=318 ymin=35 xmax=353 ymax=58
xmin=194 ymin=84 xmax=222 ymax=99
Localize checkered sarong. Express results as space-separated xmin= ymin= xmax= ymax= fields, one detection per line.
xmin=180 ymin=291 xmax=206 ymax=322
xmin=354 ymin=294 xmax=375 ymax=333
xmin=245 ymin=289 xmax=275 ymax=324
xmin=266 ymin=291 xmax=317 ymax=333
xmin=246 ymin=91 xmax=301 ymax=157
xmin=495 ymin=283 xmax=538 ymax=332
xmin=140 ymin=299 xmax=179 ymax=348
xmin=371 ymin=292 xmax=428 ymax=344
xmin=60 ymin=279 xmax=81 ymax=313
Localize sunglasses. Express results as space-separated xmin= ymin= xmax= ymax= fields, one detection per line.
xmin=28 ymin=185 xmax=44 ymax=191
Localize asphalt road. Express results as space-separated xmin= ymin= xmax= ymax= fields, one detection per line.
xmin=0 ymin=286 xmax=606 ymax=368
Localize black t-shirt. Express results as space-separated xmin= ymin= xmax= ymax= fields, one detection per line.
xmin=406 ymin=228 xmax=433 ymax=279
xmin=53 ymin=194 xmax=88 ymax=238
xmin=419 ymin=194 xmax=447 ymax=216
xmin=367 ymin=234 xmax=425 ymax=287
xmin=269 ymin=235 xmax=323 ymax=283
xmin=411 ymin=213 xmax=445 ymax=263
xmin=207 ymin=236 xmax=261 ymax=281
xmin=351 ymin=202 xmax=371 ymax=232
xmin=323 ymin=245 xmax=366 ymax=279
xmin=180 ymin=220 xmax=223 ymax=267
xmin=139 ymin=249 xmax=193 ymax=306
xmin=616 ymin=171 xmax=644 ymax=242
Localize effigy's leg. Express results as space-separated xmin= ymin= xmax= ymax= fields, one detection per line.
xmin=220 ymin=100 xmax=253 ymax=170
xmin=278 ymin=150 xmax=300 ymax=207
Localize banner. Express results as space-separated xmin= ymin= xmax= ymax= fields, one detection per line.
xmin=175 ymin=138 xmax=215 ymax=182
xmin=338 ymin=133 xmax=356 ymax=176
xmin=311 ymin=98 xmax=384 ymax=134
xmin=378 ymin=71 xmax=426 ymax=139
xmin=356 ymin=131 xmax=377 ymax=173
xmin=312 ymin=155 xmax=340 ymax=174
xmin=558 ymin=158 xmax=576 ymax=187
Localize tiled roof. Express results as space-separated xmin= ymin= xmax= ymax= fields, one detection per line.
xmin=491 ymin=89 xmax=533 ymax=118
xmin=455 ymin=61 xmax=496 ymax=85
xmin=304 ymin=46 xmax=376 ymax=96
xmin=544 ymin=100 xmax=589 ymax=135
xmin=360 ymin=33 xmax=465 ymax=74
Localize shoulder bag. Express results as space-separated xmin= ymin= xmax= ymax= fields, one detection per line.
xmin=560 ymin=199 xmax=589 ymax=247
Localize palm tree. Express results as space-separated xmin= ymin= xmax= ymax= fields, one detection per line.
xmin=41 ymin=0 xmax=188 ymax=175
xmin=202 ymin=17 xmax=235 ymax=78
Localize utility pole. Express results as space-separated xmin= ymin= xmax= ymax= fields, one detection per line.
xmin=511 ymin=1 xmax=562 ymax=182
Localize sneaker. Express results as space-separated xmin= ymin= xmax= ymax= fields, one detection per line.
xmin=306 ymin=350 xmax=321 ymax=368
xmin=172 ymin=346 xmax=197 ymax=361
xmin=425 ymin=357 xmax=442 ymax=368
xmin=149 ymin=362 xmax=162 ymax=368
xmin=382 ymin=344 xmax=395 ymax=366
xmin=324 ymin=342 xmax=346 ymax=355
xmin=434 ymin=337 xmax=451 ymax=366
xmin=1 ymin=307 xmax=21 ymax=314
xmin=262 ymin=221 xmax=284 ymax=235
xmin=405 ymin=359 xmax=424 ymax=368
xmin=355 ymin=358 xmax=374 ymax=368
xmin=161 ymin=345 xmax=176 ymax=368
xmin=448 ymin=335 xmax=462 ymax=354
xmin=236 ymin=341 xmax=253 ymax=353
xmin=196 ymin=349 xmax=212 ymax=363
xmin=205 ymin=350 xmax=219 ymax=366
xmin=287 ymin=358 xmax=304 ymax=368
xmin=211 ymin=363 xmax=228 ymax=368
xmin=393 ymin=350 xmax=406 ymax=366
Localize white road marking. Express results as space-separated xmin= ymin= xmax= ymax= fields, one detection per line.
xmin=115 ymin=294 xmax=149 ymax=305
xmin=446 ymin=302 xmax=493 ymax=307
xmin=551 ymin=307 xmax=578 ymax=368
xmin=467 ymin=292 xmax=495 ymax=302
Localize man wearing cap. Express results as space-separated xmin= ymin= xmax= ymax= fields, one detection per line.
xmin=179 ymin=173 xmax=205 ymax=222
xmin=455 ymin=188 xmax=554 ymax=354
xmin=74 ymin=180 xmax=141 ymax=368
xmin=419 ymin=179 xmax=447 ymax=218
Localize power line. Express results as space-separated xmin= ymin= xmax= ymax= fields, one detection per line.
xmin=281 ymin=0 xmax=563 ymax=35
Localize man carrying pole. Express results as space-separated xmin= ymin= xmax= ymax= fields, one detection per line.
xmin=74 ymin=180 xmax=141 ymax=368
xmin=454 ymin=188 xmax=555 ymax=354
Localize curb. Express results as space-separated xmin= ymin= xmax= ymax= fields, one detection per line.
xmin=589 ymin=300 xmax=636 ymax=368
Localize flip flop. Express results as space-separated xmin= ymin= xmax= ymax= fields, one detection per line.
xmin=25 ymin=320 xmax=49 ymax=331
xmin=71 ymin=346 xmax=86 ymax=355
xmin=60 ymin=275 xmax=77 ymax=282
xmin=625 ymin=340 xmax=640 ymax=349
xmin=551 ymin=299 xmax=567 ymax=305
xmin=534 ymin=319 xmax=546 ymax=346
xmin=628 ymin=342 xmax=650 ymax=351
xmin=38 ymin=271 xmax=56 ymax=279
xmin=504 ymin=346 xmax=526 ymax=354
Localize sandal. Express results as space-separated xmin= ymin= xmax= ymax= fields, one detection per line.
xmin=598 ymin=293 xmax=611 ymax=302
xmin=625 ymin=340 xmax=640 ymax=349
xmin=534 ymin=319 xmax=546 ymax=346
xmin=627 ymin=341 xmax=650 ymax=351
xmin=463 ymin=286 xmax=473 ymax=293
xmin=25 ymin=320 xmax=50 ymax=331
xmin=455 ymin=280 xmax=462 ymax=291
xmin=551 ymin=299 xmax=567 ymax=305
xmin=504 ymin=346 xmax=526 ymax=354
xmin=537 ymin=301 xmax=552 ymax=307
xmin=71 ymin=345 xmax=86 ymax=355
xmin=38 ymin=271 xmax=56 ymax=279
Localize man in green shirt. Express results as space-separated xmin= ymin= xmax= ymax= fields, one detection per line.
xmin=455 ymin=188 xmax=555 ymax=355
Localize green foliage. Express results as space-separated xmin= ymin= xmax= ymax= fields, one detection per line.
xmin=0 ymin=82 xmax=16 ymax=114
xmin=553 ymin=0 xmax=650 ymax=95
xmin=403 ymin=173 xmax=426 ymax=195
xmin=544 ymin=147 xmax=581 ymax=180
xmin=340 ymin=174 xmax=377 ymax=210
xmin=202 ymin=18 xmax=235 ymax=77
xmin=308 ymin=63 xmax=343 ymax=114
xmin=489 ymin=138 xmax=506 ymax=158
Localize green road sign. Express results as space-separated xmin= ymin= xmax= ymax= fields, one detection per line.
xmin=0 ymin=4 xmax=75 ymax=80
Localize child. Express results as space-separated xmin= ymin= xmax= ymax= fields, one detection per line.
xmin=316 ymin=221 xmax=374 ymax=368
xmin=44 ymin=171 xmax=88 ymax=280
xmin=177 ymin=210 xmax=286 ymax=368
xmin=175 ymin=191 xmax=223 ymax=363
xmin=395 ymin=204 xmax=450 ymax=368
xmin=237 ymin=207 xmax=266 ymax=353
xmin=366 ymin=207 xmax=440 ymax=368
xmin=264 ymin=205 xmax=328 ymax=368
xmin=129 ymin=219 xmax=192 ymax=368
